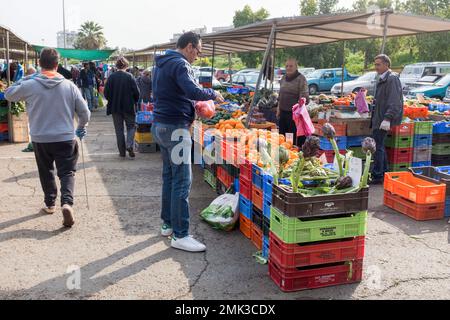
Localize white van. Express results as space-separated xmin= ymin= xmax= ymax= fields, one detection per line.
xmin=400 ymin=62 xmax=450 ymax=88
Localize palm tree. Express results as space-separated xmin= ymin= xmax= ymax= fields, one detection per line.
xmin=74 ymin=21 xmax=107 ymax=50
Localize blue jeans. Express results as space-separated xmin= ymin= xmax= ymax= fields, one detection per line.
xmin=152 ymin=122 xmax=192 ymax=238
xmin=372 ymin=129 xmax=388 ymax=181
xmin=83 ymin=86 xmax=94 ymax=111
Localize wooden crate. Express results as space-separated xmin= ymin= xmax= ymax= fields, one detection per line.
xmin=11 ymin=113 xmax=29 ymax=143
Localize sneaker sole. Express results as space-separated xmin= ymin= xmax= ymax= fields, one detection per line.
xmin=171 ymin=242 xmax=206 ymax=253
xmin=40 ymin=209 xmax=56 ymax=215
xmin=161 ymin=231 xmax=173 ymax=237
xmin=62 ymin=207 xmax=75 ymax=228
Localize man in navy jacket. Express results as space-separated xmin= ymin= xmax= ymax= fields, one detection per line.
xmin=152 ymin=32 xmax=224 ymax=252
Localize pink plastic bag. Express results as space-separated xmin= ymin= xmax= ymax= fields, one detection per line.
xmin=355 ymin=88 xmax=369 ymax=114
xmin=292 ymin=98 xmax=315 ymax=137
xmin=195 ymin=100 xmax=216 ymax=119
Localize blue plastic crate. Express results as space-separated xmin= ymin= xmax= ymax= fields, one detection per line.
xmin=262 ymin=236 xmax=269 ymax=259
xmin=136 ymin=111 xmax=154 ymax=124
xmin=263 ymin=197 xmax=271 ymax=219
xmin=0 ymin=132 xmax=8 ymax=141
xmin=319 ymin=136 xmax=347 ymax=151
xmin=445 ymin=199 xmax=450 ymax=217
xmin=203 ymin=130 xmax=215 ymax=148
xmin=411 ymin=161 xmax=432 ymax=168
xmin=346 ymin=136 xmax=366 ymax=148
xmin=226 ymin=87 xmax=250 ymax=95
xmin=436 ymin=166 xmax=450 ymax=174
xmin=413 ymin=134 xmax=433 ymax=147
xmin=252 ymin=164 xmax=264 ymax=189
xmin=433 ymin=122 xmax=450 ymax=134
xmin=234 ymin=178 xmax=239 ymax=193
xmin=0 ymin=92 xmax=5 ymax=100
xmin=263 ymin=173 xmax=273 ymax=201
xmin=239 ymin=195 xmax=252 ymax=220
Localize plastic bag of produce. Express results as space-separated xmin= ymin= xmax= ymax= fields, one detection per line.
xmin=195 ymin=100 xmax=216 ymax=119
xmin=200 ymin=193 xmax=239 ymax=231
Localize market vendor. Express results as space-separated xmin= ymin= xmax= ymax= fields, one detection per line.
xmin=277 ymin=58 xmax=310 ymax=147
xmin=152 ymin=32 xmax=224 ymax=253
xmin=371 ymin=54 xmax=404 ymax=184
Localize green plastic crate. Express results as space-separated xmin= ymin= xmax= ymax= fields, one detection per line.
xmin=348 ymin=147 xmax=365 ymax=159
xmin=204 ymin=168 xmax=216 ymax=189
xmin=389 ymin=162 xmax=411 ymax=172
xmin=432 ymin=143 xmax=450 ymax=155
xmin=414 ymin=121 xmax=433 ymax=135
xmin=270 ymin=207 xmax=367 ymax=244
xmin=385 ymin=135 xmax=413 ymax=148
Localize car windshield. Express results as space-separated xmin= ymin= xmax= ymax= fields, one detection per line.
xmin=434 ymin=74 xmax=450 ymax=86
xmin=401 ymin=66 xmax=423 ymax=77
xmin=357 ymin=72 xmax=376 ymax=81
xmin=244 ymin=74 xmax=260 ymax=84
xmin=419 ymin=75 xmax=440 ymax=82
xmin=307 ymin=70 xmax=323 ymax=78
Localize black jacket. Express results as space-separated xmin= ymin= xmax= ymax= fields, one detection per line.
xmin=371 ymin=71 xmax=404 ymax=131
xmin=136 ymin=75 xmax=152 ymax=102
xmin=104 ymin=70 xmax=140 ymax=116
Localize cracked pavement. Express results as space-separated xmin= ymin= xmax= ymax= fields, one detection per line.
xmin=0 ymin=112 xmax=449 ymax=300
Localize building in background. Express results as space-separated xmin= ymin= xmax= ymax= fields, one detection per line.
xmin=57 ymin=31 xmax=78 ymax=49
xmin=212 ymin=26 xmax=233 ymax=33
xmin=170 ymin=26 xmax=207 ymax=42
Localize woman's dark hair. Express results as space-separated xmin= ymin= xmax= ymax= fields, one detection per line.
xmin=116 ymin=57 xmax=129 ymax=70
xmin=177 ymin=32 xmax=201 ymax=50
xmin=39 ymin=48 xmax=60 ymax=70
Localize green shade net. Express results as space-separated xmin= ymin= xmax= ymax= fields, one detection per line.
xmin=32 ymin=45 xmax=116 ymax=61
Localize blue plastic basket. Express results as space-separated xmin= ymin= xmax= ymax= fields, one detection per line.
xmin=262 ymin=236 xmax=270 ymax=259
xmin=320 ymin=136 xmax=347 ymax=151
xmin=239 ymin=195 xmax=252 ymax=220
xmin=226 ymin=87 xmax=250 ymax=95
xmin=411 ymin=161 xmax=432 ymax=168
xmin=433 ymin=122 xmax=450 ymax=134
xmin=445 ymin=198 xmax=450 ymax=217
xmin=413 ymin=134 xmax=433 ymax=147
xmin=0 ymin=92 xmax=5 ymax=100
xmin=252 ymin=164 xmax=264 ymax=189
xmin=263 ymin=173 xmax=274 ymax=201
xmin=136 ymin=111 xmax=154 ymax=124
xmin=234 ymin=178 xmax=239 ymax=193
xmin=436 ymin=166 xmax=450 ymax=174
xmin=0 ymin=132 xmax=8 ymax=141
xmin=346 ymin=136 xmax=366 ymax=148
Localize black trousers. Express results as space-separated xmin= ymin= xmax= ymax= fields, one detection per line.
xmin=112 ymin=113 xmax=136 ymax=156
xmin=33 ymin=140 xmax=79 ymax=207
xmin=278 ymin=111 xmax=306 ymax=148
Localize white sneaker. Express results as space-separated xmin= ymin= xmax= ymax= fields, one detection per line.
xmin=171 ymin=235 xmax=206 ymax=252
xmin=41 ymin=206 xmax=56 ymax=215
xmin=161 ymin=224 xmax=173 ymax=237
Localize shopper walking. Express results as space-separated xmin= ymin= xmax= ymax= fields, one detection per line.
xmin=5 ymin=48 xmax=90 ymax=227
xmin=277 ymin=58 xmax=310 ymax=147
xmin=371 ymin=54 xmax=403 ymax=184
xmin=79 ymin=62 xmax=96 ymax=111
xmin=136 ymin=70 xmax=152 ymax=104
xmin=104 ymin=57 xmax=140 ymax=158
xmin=152 ymin=32 xmax=224 ymax=252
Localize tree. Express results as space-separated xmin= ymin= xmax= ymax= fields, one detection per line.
xmin=300 ymin=0 xmax=318 ymax=15
xmin=74 ymin=21 xmax=107 ymax=50
xmin=232 ymin=5 xmax=270 ymax=68
xmin=318 ymin=0 xmax=338 ymax=14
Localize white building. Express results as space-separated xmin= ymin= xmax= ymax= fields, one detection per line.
xmin=212 ymin=26 xmax=233 ymax=33
xmin=57 ymin=31 xmax=78 ymax=49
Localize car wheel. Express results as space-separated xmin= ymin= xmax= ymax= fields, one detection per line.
xmin=352 ymin=87 xmax=362 ymax=94
xmin=309 ymin=84 xmax=318 ymax=95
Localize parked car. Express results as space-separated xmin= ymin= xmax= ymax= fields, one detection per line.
xmin=299 ymin=68 xmax=315 ymax=77
xmin=400 ymin=62 xmax=450 ymax=89
xmin=229 ymin=73 xmax=280 ymax=92
xmin=306 ymin=68 xmax=359 ymax=95
xmin=215 ymin=69 xmax=237 ymax=83
xmin=444 ymin=87 xmax=450 ymax=103
xmin=235 ymin=68 xmax=260 ymax=75
xmin=331 ymin=71 xmax=378 ymax=96
xmin=402 ymin=74 xmax=446 ymax=95
xmin=406 ymin=73 xmax=450 ymax=100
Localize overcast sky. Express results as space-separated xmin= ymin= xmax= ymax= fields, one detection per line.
xmin=1 ymin=0 xmax=356 ymax=50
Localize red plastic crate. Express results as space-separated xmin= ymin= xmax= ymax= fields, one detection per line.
xmin=239 ymin=214 xmax=252 ymax=239
xmin=0 ymin=123 xmax=8 ymax=133
xmin=390 ymin=123 xmax=414 ymax=137
xmin=252 ymin=186 xmax=264 ymax=211
xmin=217 ymin=166 xmax=233 ymax=189
xmin=384 ymin=172 xmax=446 ymax=204
xmin=269 ymin=259 xmax=363 ymax=292
xmin=251 ymin=223 xmax=263 ymax=250
xmin=239 ymin=158 xmax=252 ymax=181
xmin=384 ymin=191 xmax=444 ymax=221
xmin=239 ymin=176 xmax=252 ymax=200
xmin=386 ymin=147 xmax=413 ymax=164
xmin=269 ymin=232 xmax=365 ymax=268
xmin=318 ymin=150 xmax=347 ymax=164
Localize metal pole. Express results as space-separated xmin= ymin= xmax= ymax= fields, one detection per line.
xmin=380 ymin=13 xmax=389 ymax=54
xmin=228 ymin=52 xmax=232 ymax=84
xmin=62 ymin=0 xmax=68 ymax=68
xmin=246 ymin=24 xmax=277 ymax=128
xmin=211 ymin=42 xmax=216 ymax=88
xmin=6 ymin=31 xmax=13 ymax=143
xmin=133 ymin=52 xmax=136 ymax=67
xmin=271 ymin=31 xmax=277 ymax=91
xmin=340 ymin=41 xmax=345 ymax=98
xmin=25 ymin=44 xmax=28 ymax=71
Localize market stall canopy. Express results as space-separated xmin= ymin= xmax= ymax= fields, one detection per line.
xmin=133 ymin=10 xmax=450 ymax=56
xmin=32 ymin=45 xmax=116 ymax=61
xmin=0 ymin=24 xmax=34 ymax=60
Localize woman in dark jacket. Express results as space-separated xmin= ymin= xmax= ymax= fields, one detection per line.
xmin=104 ymin=57 xmax=140 ymax=158
xmin=136 ymin=70 xmax=152 ymax=104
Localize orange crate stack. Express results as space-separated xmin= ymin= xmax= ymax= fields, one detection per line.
xmin=239 ymin=214 xmax=252 ymax=239
xmin=384 ymin=191 xmax=444 ymax=221
xmin=251 ymin=224 xmax=263 ymax=250
xmin=252 ymin=187 xmax=264 ymax=211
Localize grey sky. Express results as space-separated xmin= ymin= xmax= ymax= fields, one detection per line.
xmin=1 ymin=0 xmax=356 ymax=50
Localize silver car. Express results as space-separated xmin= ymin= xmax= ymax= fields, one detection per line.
xmin=331 ymin=71 xmax=377 ymax=96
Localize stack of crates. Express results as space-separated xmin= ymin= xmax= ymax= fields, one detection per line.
xmin=314 ymin=120 xmax=347 ymax=163
xmin=239 ymin=157 xmax=253 ymax=240
xmin=412 ymin=121 xmax=433 ymax=167
xmin=0 ymin=93 xmax=8 ymax=142
xmin=249 ymin=164 xmax=265 ymax=252
xmin=432 ymin=122 xmax=450 ymax=166
xmin=268 ymin=184 xmax=369 ymax=292
xmin=135 ymin=107 xmax=158 ymax=153
xmin=386 ymin=123 xmax=414 ymax=172
xmin=384 ymin=172 xmax=446 ymax=221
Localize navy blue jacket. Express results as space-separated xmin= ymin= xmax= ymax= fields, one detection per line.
xmin=152 ymin=50 xmax=216 ymax=125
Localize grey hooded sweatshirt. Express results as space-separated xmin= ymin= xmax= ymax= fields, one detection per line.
xmin=5 ymin=72 xmax=91 ymax=143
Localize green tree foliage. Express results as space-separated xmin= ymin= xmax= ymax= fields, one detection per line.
xmin=300 ymin=0 xmax=318 ymax=15
xmin=232 ymin=5 xmax=270 ymax=67
xmin=74 ymin=21 xmax=107 ymax=50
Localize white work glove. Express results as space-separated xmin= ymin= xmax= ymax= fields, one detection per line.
xmin=380 ymin=120 xmax=391 ymax=131
xmin=214 ymin=91 xmax=224 ymax=103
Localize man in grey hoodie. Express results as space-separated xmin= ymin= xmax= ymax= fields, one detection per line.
xmin=5 ymin=48 xmax=91 ymax=228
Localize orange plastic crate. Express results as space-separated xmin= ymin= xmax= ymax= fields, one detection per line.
xmin=384 ymin=172 xmax=446 ymax=204
xmin=252 ymin=186 xmax=264 ymax=211
xmin=251 ymin=223 xmax=263 ymax=250
xmin=239 ymin=214 xmax=252 ymax=239
xmin=384 ymin=191 xmax=444 ymax=221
